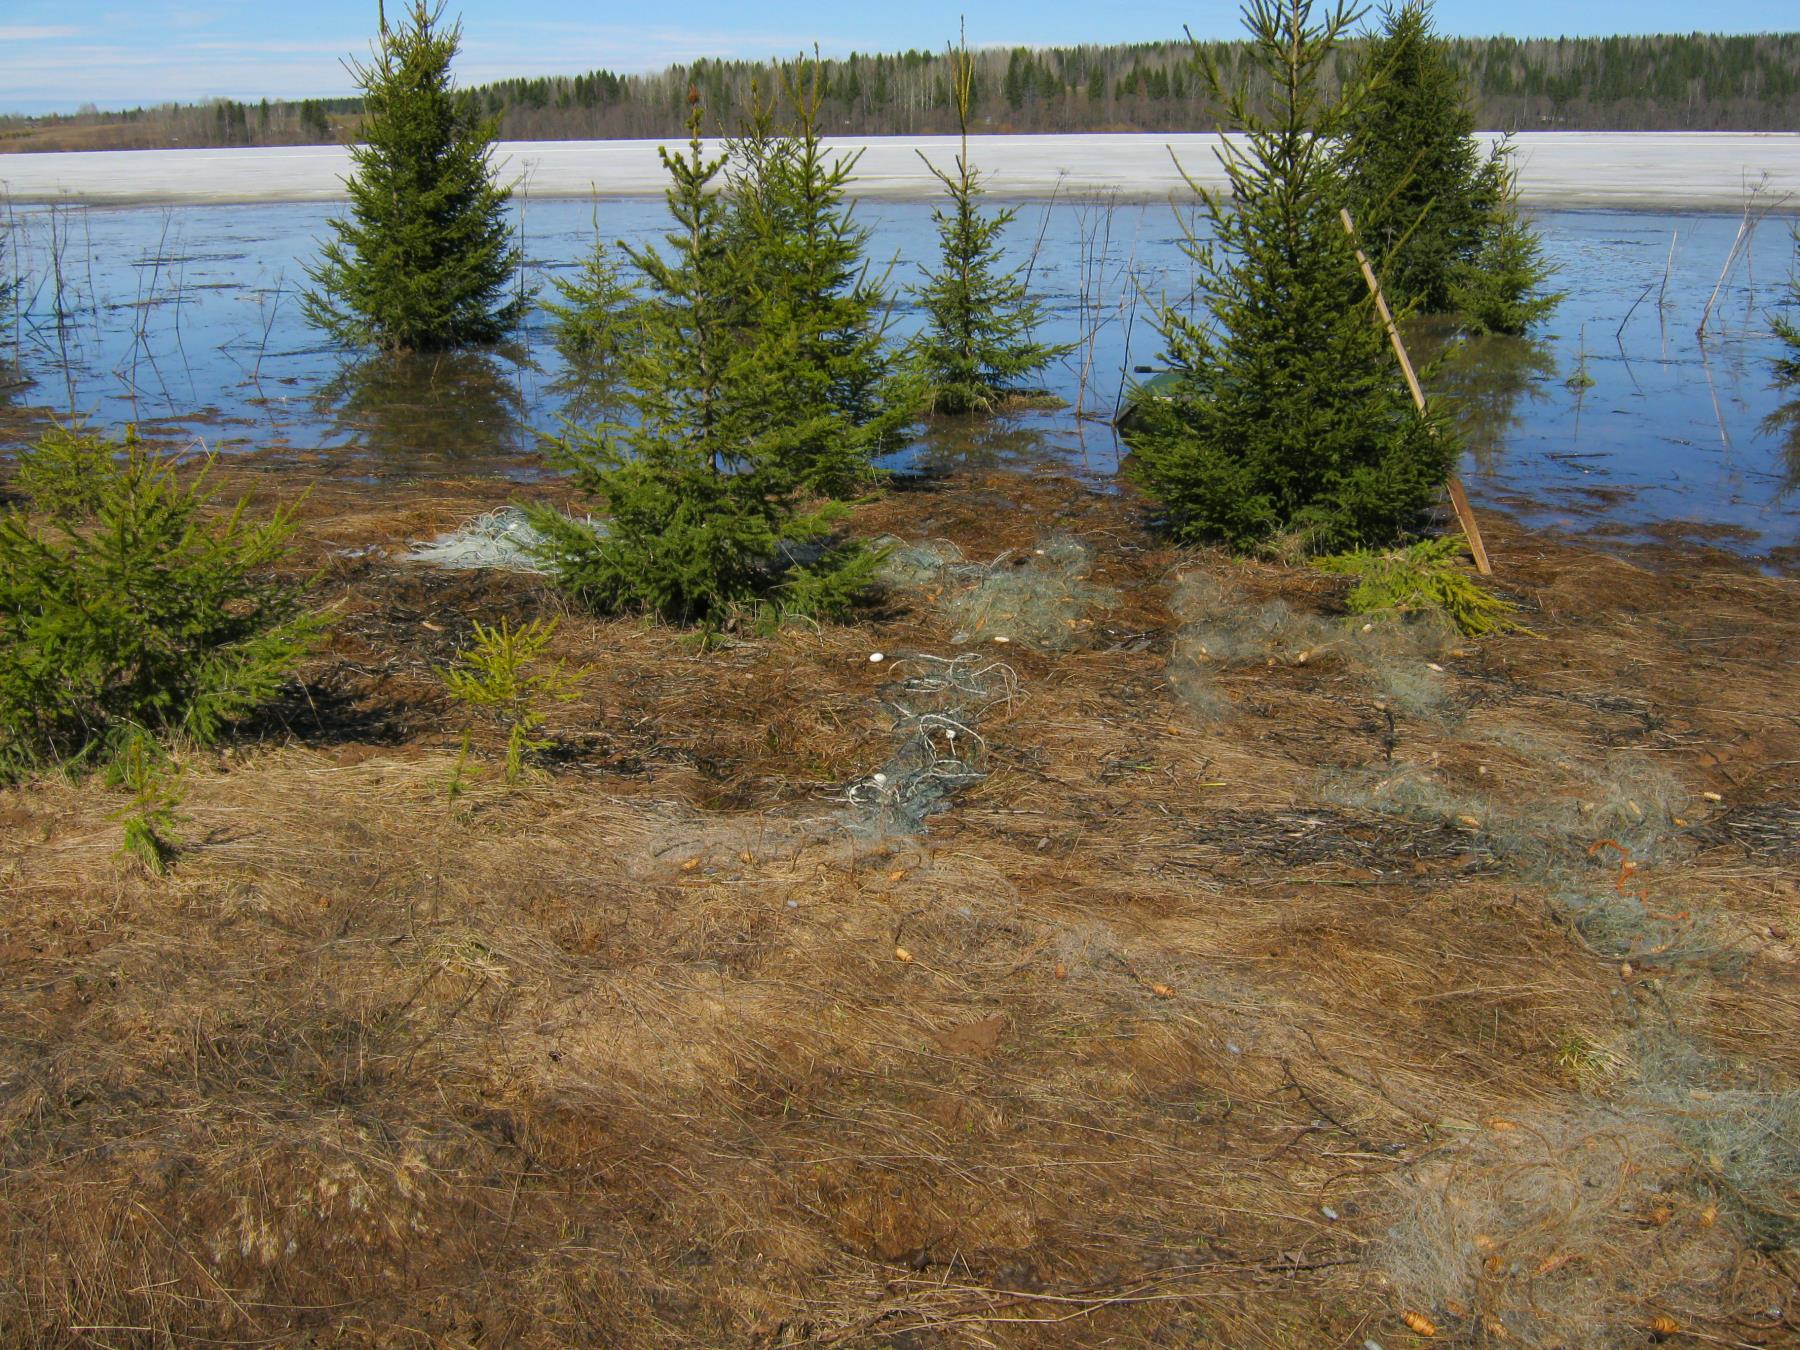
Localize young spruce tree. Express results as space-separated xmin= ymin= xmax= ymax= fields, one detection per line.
xmin=542 ymin=223 xmax=640 ymax=365
xmin=0 ymin=222 xmax=16 ymax=311
xmin=725 ymin=57 xmax=917 ymax=495
xmin=302 ymin=0 xmax=523 ymax=352
xmin=1338 ymin=1 xmax=1557 ymax=334
xmin=0 ymin=429 xmax=326 ymax=777
xmin=911 ymin=32 xmax=1069 ymax=414
xmin=1775 ymin=225 xmax=1800 ymax=383
xmin=527 ymin=100 xmax=873 ymax=628
xmin=1126 ymin=0 xmax=1457 ymax=553
xmin=1449 ymin=158 xmax=1562 ymax=337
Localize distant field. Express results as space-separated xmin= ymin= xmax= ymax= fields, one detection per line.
xmin=5 ymin=132 xmax=1800 ymax=210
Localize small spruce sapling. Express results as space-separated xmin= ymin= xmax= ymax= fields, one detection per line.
xmin=1775 ymin=223 xmax=1800 ymax=382
xmin=438 ymin=617 xmax=583 ymax=785
xmin=910 ymin=28 xmax=1070 ymax=414
xmin=543 ymin=211 xmax=641 ymax=364
xmin=1448 ymin=145 xmax=1563 ymax=336
xmin=14 ymin=422 xmax=120 ymax=518
xmin=0 ymin=429 xmax=327 ymax=778
xmin=106 ymin=729 xmax=186 ymax=874
xmin=0 ymin=213 xmax=17 ymax=311
xmin=1564 ymin=325 xmax=1596 ymax=390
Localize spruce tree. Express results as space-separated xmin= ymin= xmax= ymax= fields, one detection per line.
xmin=0 ymin=222 xmax=16 ymax=310
xmin=1339 ymin=1 xmax=1557 ymax=333
xmin=1775 ymin=225 xmax=1800 ymax=382
xmin=911 ymin=32 xmax=1069 ymax=414
xmin=302 ymin=1 xmax=523 ymax=352
xmin=1450 ymin=158 xmax=1562 ymax=337
xmin=542 ymin=226 xmax=640 ymax=365
xmin=0 ymin=430 xmax=326 ymax=776
xmin=1126 ymin=0 xmax=1457 ymax=553
xmin=527 ymin=102 xmax=872 ymax=628
xmin=726 ymin=57 xmax=917 ymax=494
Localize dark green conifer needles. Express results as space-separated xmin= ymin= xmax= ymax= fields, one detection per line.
xmin=529 ymin=76 xmax=900 ymax=629
xmin=1339 ymin=1 xmax=1559 ymax=334
xmin=303 ymin=1 xmax=523 ymax=351
xmin=1775 ymin=225 xmax=1800 ymax=381
xmin=911 ymin=34 xmax=1069 ymax=413
xmin=1127 ymin=0 xmax=1457 ymax=553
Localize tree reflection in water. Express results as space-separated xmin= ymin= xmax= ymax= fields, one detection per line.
xmin=1416 ymin=320 xmax=1556 ymax=476
xmin=542 ymin=355 xmax=630 ymax=433
xmin=316 ymin=347 xmax=536 ymax=466
xmin=889 ymin=409 xmax=1119 ymax=478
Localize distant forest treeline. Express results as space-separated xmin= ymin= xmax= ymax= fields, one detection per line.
xmin=4 ymin=31 xmax=1799 ymax=152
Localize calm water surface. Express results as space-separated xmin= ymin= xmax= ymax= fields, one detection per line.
xmin=2 ymin=195 xmax=1797 ymax=556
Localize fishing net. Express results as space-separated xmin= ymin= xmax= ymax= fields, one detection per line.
xmin=1567 ymin=753 xmax=1693 ymax=862
xmin=843 ymin=653 xmax=1019 ymax=838
xmin=403 ymin=506 xmax=602 ymax=573
xmin=1165 ymin=574 xmax=1327 ymax=722
xmin=1168 ymin=570 xmax=1462 ymax=723
xmin=1634 ymin=1034 xmax=1800 ymax=1250
xmin=876 ymin=534 xmax=1116 ymax=651
xmin=1375 ymin=1105 xmax=1742 ymax=1348
xmin=1378 ymin=1027 xmax=1800 ymax=1346
xmin=1318 ymin=764 xmax=1490 ymax=836
xmin=1341 ymin=612 xmax=1462 ymax=721
xmin=1177 ymin=598 xmax=1331 ymax=669
xmin=1548 ymin=884 xmax=1744 ymax=974
xmin=1321 ymin=751 xmax=1696 ymax=876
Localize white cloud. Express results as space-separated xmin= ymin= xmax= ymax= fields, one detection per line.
xmin=0 ymin=25 xmax=81 ymax=39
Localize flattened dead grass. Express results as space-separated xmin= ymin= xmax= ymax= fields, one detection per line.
xmin=2 ymin=463 xmax=1797 ymax=1347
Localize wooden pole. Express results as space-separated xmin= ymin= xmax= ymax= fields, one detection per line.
xmin=1339 ymin=207 xmax=1492 ymax=577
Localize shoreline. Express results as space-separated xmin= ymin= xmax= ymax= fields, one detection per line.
xmin=5 ymin=131 xmax=1800 ymax=211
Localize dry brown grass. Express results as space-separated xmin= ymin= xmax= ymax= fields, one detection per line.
xmin=2 ymin=461 xmax=1798 ymax=1347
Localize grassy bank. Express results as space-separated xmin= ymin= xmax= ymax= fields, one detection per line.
xmin=2 ymin=459 xmax=1797 ymax=1346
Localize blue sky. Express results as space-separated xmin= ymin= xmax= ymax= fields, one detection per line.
xmin=2 ymin=1 xmax=1795 ymax=114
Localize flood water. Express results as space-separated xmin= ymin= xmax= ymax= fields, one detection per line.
xmin=2 ymin=193 xmax=1797 ymax=558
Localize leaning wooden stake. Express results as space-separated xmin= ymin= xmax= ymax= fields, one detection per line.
xmin=1339 ymin=207 xmax=1492 ymax=577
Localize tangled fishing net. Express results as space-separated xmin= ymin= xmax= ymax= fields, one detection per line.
xmin=1634 ymin=1033 xmax=1800 ymax=1250
xmin=1168 ymin=570 xmax=1463 ymax=723
xmin=403 ymin=506 xmax=602 ymax=573
xmin=1165 ymin=575 xmax=1321 ymax=722
xmin=843 ymin=653 xmax=1018 ymax=838
xmin=1318 ymin=764 xmax=1491 ymax=838
xmin=1569 ymin=754 xmax=1693 ymax=862
xmin=876 ymin=534 xmax=1116 ymax=651
xmin=1319 ymin=751 xmax=1744 ymax=977
xmin=1549 ymin=881 xmax=1743 ymax=973
xmin=1376 ymin=1032 xmax=1800 ymax=1345
xmin=1321 ymin=753 xmax=1695 ymax=873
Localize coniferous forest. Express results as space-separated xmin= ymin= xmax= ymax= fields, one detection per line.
xmin=3 ymin=29 xmax=1799 ymax=151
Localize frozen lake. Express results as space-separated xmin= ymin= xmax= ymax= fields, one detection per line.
xmin=1 ymin=189 xmax=1797 ymax=560
xmin=5 ymin=132 xmax=1800 ymax=211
